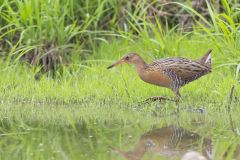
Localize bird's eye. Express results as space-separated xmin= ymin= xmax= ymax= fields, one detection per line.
xmin=125 ymin=56 xmax=129 ymax=60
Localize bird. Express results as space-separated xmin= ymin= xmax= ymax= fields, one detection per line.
xmin=107 ymin=49 xmax=212 ymax=102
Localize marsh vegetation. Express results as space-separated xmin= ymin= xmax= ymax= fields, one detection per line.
xmin=0 ymin=0 xmax=240 ymax=159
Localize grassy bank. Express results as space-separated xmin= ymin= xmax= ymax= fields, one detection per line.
xmin=0 ymin=34 xmax=240 ymax=159
xmin=0 ymin=0 xmax=240 ymax=160
xmin=0 ymin=34 xmax=239 ymax=103
xmin=1 ymin=0 xmax=240 ymax=73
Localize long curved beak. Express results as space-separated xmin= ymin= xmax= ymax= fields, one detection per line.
xmin=107 ymin=59 xmax=125 ymax=69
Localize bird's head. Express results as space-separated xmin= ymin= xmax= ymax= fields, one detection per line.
xmin=107 ymin=53 xmax=141 ymax=69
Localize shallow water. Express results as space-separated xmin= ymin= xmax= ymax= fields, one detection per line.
xmin=0 ymin=103 xmax=240 ymax=160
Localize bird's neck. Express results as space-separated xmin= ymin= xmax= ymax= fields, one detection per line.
xmin=134 ymin=58 xmax=147 ymax=75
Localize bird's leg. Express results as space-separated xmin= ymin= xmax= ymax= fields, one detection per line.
xmin=174 ymin=89 xmax=181 ymax=112
xmin=175 ymin=90 xmax=181 ymax=99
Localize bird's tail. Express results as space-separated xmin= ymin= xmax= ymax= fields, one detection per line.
xmin=195 ymin=49 xmax=212 ymax=67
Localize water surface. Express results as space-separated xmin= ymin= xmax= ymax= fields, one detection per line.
xmin=0 ymin=103 xmax=239 ymax=160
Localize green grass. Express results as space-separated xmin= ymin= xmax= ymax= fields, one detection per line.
xmin=1 ymin=34 xmax=239 ymax=103
xmin=0 ymin=0 xmax=240 ymax=159
xmin=0 ymin=35 xmax=240 ymax=159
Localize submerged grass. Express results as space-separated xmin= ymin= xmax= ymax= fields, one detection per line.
xmin=0 ymin=102 xmax=239 ymax=159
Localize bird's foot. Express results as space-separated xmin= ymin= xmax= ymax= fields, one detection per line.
xmin=143 ymin=96 xmax=176 ymax=104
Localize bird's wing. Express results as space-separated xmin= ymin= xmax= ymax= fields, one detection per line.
xmin=152 ymin=57 xmax=211 ymax=82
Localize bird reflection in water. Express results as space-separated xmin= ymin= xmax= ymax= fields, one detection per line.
xmin=111 ymin=125 xmax=212 ymax=160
